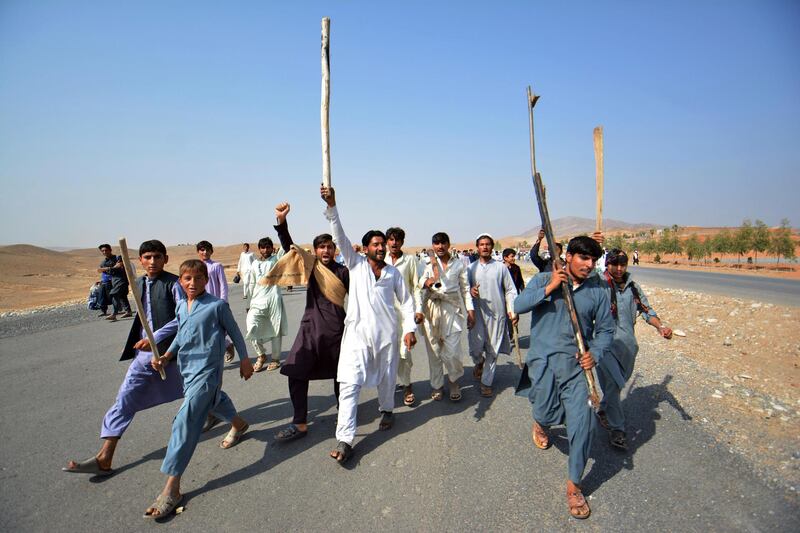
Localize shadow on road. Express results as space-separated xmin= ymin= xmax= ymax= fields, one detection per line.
xmin=178 ymin=361 xmax=519 ymax=501
xmin=581 ymin=374 xmax=692 ymax=495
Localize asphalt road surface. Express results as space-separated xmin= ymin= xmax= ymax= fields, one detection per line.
xmin=1 ymin=284 xmax=797 ymax=531
xmin=628 ymin=266 xmax=800 ymax=307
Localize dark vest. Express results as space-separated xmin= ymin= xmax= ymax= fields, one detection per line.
xmin=120 ymin=270 xmax=180 ymax=361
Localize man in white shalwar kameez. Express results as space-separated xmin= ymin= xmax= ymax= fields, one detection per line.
xmin=468 ymin=233 xmax=518 ymax=397
xmin=385 ymin=227 xmax=421 ymax=407
xmin=237 ymin=243 xmax=255 ymax=299
xmin=245 ymin=238 xmax=287 ymax=372
xmin=417 ymin=232 xmax=475 ymax=402
xmin=321 ymin=187 xmax=417 ymax=464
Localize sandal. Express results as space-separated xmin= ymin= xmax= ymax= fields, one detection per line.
xmin=275 ymin=424 xmax=308 ymax=442
xmin=144 ymin=493 xmax=183 ymax=519
xmin=532 ymin=421 xmax=551 ymax=450
xmin=224 ymin=345 xmax=235 ymax=363
xmin=480 ymin=385 xmax=493 ymax=398
xmin=220 ymin=423 xmax=249 ymax=449
xmin=379 ymin=411 xmax=393 ymax=431
xmin=266 ymin=360 xmax=281 ymax=372
xmin=609 ymin=430 xmax=628 ymax=451
xmin=431 ymin=388 xmax=444 ymax=401
xmin=253 ymin=355 xmax=267 ymax=372
xmin=448 ymin=382 xmax=461 ymax=402
xmin=403 ymin=386 xmax=415 ymax=407
xmin=472 ymin=360 xmax=484 ymax=380
xmin=567 ymin=487 xmax=591 ymax=519
xmin=329 ymin=441 xmax=352 ymax=464
xmin=62 ymin=457 xmax=114 ymax=477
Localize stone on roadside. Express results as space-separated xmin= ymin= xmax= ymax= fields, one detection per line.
xmin=673 ymin=329 xmax=687 ymax=337
xmin=723 ymin=337 xmax=732 ymax=346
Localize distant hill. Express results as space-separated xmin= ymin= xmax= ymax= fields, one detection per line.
xmin=511 ymin=216 xmax=660 ymax=242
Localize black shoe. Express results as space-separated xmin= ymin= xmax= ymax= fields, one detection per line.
xmin=609 ymin=430 xmax=628 ymax=450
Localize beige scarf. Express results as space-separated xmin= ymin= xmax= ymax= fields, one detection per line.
xmin=259 ymin=245 xmax=346 ymax=308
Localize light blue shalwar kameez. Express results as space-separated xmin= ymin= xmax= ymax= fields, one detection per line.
xmin=160 ymin=292 xmax=249 ymax=477
xmin=597 ymin=273 xmax=659 ymax=432
xmin=514 ymin=271 xmax=615 ymax=483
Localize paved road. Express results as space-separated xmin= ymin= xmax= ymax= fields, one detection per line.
xmin=1 ymin=284 xmax=797 ymax=531
xmin=628 ymin=266 xmax=800 ymax=307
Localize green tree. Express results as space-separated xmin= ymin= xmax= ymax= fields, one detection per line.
xmin=751 ymin=220 xmax=770 ymax=264
xmin=711 ymin=230 xmax=733 ymax=259
xmin=732 ymin=219 xmax=753 ymax=263
xmin=684 ymin=234 xmax=702 ymax=261
xmin=659 ymin=229 xmax=682 ymax=258
xmin=769 ymin=218 xmax=796 ymax=263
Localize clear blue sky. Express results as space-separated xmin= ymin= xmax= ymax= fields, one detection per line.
xmin=1 ymin=1 xmax=798 ymax=248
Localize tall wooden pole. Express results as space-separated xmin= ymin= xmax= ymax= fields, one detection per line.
xmin=593 ymin=126 xmax=604 ymax=233
xmin=320 ymin=17 xmax=332 ymax=188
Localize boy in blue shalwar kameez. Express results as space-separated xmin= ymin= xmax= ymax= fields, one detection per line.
xmin=144 ymin=259 xmax=254 ymax=519
xmin=514 ymin=236 xmax=615 ymax=519
xmin=597 ymin=248 xmax=672 ymax=450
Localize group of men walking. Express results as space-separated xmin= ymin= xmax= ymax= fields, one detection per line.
xmin=65 ymin=186 xmax=669 ymax=521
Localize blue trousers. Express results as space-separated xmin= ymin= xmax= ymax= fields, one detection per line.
xmin=597 ymin=365 xmax=625 ymax=431
xmin=160 ymin=380 xmax=237 ymax=477
xmin=531 ymin=353 xmax=596 ymax=484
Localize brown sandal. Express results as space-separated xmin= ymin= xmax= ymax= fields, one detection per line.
xmin=567 ymin=487 xmax=591 ymax=519
xmin=403 ymin=386 xmax=415 ymax=406
xmin=532 ymin=421 xmax=551 ymax=450
xmin=253 ymin=355 xmax=267 ymax=372
xmin=472 ymin=361 xmax=484 ymax=380
xmin=266 ymin=360 xmax=281 ymax=372
xmin=431 ymin=388 xmax=444 ymax=401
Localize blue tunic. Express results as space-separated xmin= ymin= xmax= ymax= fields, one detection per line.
xmin=597 ymin=272 xmax=659 ymax=431
xmin=514 ymin=271 xmax=615 ymax=483
xmin=160 ymin=292 xmax=249 ymax=477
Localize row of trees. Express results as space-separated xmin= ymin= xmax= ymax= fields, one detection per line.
xmin=602 ymin=219 xmax=796 ymax=264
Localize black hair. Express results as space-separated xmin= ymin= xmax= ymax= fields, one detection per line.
xmin=502 ymin=248 xmax=516 ymax=258
xmin=98 ymin=244 xmax=111 ymax=251
xmin=476 ymin=234 xmax=494 ymax=247
xmin=139 ymin=240 xmax=167 ymax=256
xmin=313 ymin=233 xmax=334 ymax=249
xmin=243 ymin=243 xmax=250 ymax=249
xmin=566 ymin=236 xmax=603 ymax=259
xmin=431 ymin=232 xmax=450 ymax=245
xmin=361 ymin=230 xmax=386 ymax=248
xmin=196 ymin=240 xmax=213 ymax=252
xmin=385 ymin=227 xmax=406 ymax=242
xmin=258 ymin=237 xmax=273 ymax=249
xmin=606 ymin=248 xmax=629 ymax=265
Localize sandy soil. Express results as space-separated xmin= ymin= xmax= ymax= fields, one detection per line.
xmin=0 ymin=243 xmax=248 ymax=314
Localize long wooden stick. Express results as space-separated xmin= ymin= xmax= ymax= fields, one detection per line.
xmin=527 ymin=88 xmax=602 ymax=410
xmin=593 ymin=126 xmax=604 ymax=233
xmin=320 ymin=17 xmax=332 ymax=188
xmin=512 ymin=324 xmax=523 ymax=369
xmin=118 ymin=238 xmax=166 ymax=380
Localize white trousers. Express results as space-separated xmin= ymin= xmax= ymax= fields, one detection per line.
xmin=335 ymin=376 xmax=396 ymax=445
xmin=426 ymin=331 xmax=465 ymax=390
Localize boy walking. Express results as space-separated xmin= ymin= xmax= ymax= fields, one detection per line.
xmin=144 ymin=259 xmax=253 ymax=518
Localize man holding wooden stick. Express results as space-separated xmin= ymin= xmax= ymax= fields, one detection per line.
xmin=513 ymin=235 xmax=615 ymax=519
xmin=64 ymin=240 xmax=184 ymax=476
xmin=321 ymin=186 xmax=416 ymax=464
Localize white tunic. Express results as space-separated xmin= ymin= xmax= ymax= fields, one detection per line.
xmin=418 ymin=256 xmax=474 ymax=347
xmin=326 ymin=206 xmax=416 ymax=387
xmin=387 ymin=252 xmax=421 ymax=358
